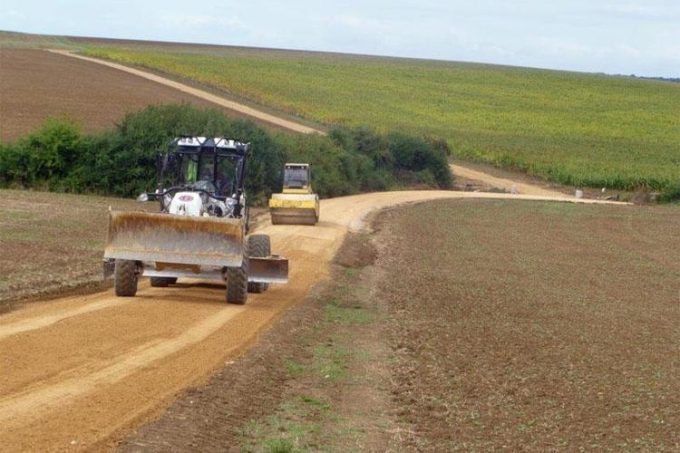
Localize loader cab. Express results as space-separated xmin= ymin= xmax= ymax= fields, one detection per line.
xmin=153 ymin=137 xmax=250 ymax=220
xmin=282 ymin=163 xmax=312 ymax=194
xmin=159 ymin=137 xmax=249 ymax=198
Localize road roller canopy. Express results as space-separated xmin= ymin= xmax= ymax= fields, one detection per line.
xmin=283 ymin=163 xmax=311 ymax=190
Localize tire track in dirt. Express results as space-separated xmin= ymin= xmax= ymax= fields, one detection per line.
xmin=0 ymin=297 xmax=131 ymax=341
xmin=0 ymin=305 xmax=244 ymax=424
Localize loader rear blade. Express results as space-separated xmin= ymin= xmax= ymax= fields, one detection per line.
xmin=248 ymin=256 xmax=289 ymax=283
xmin=104 ymin=211 xmax=244 ymax=267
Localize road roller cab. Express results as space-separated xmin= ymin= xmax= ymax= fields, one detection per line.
xmin=269 ymin=163 xmax=320 ymax=225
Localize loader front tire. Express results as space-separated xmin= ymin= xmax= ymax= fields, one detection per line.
xmin=114 ymin=259 xmax=138 ymax=297
xmin=226 ymin=254 xmax=248 ymax=305
xmin=150 ymin=277 xmax=177 ymax=287
xmin=247 ymin=234 xmax=271 ymax=294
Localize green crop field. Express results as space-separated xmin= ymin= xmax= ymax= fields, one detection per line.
xmin=81 ymin=44 xmax=680 ymax=195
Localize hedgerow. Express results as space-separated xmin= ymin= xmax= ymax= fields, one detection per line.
xmin=0 ymin=104 xmax=452 ymax=201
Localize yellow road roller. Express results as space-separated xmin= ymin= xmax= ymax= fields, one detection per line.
xmin=269 ymin=163 xmax=319 ymax=225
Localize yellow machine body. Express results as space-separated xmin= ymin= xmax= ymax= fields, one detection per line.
xmin=269 ymin=163 xmax=320 ymax=225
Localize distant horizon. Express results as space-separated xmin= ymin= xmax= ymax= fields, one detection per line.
xmin=3 ymin=29 xmax=678 ymax=81
xmin=2 ymin=0 xmax=679 ymax=78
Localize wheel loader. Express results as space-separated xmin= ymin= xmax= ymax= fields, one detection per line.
xmin=269 ymin=163 xmax=319 ymax=225
xmin=102 ymin=137 xmax=288 ymax=304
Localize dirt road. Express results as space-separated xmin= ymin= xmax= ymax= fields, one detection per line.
xmin=46 ymin=49 xmax=322 ymax=135
xmin=450 ymin=164 xmax=567 ymax=197
xmin=0 ymin=191 xmax=626 ymax=451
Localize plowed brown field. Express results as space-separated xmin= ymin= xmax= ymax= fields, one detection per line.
xmin=0 ymin=49 xmax=270 ymax=142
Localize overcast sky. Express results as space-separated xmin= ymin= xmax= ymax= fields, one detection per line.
xmin=2 ymin=0 xmax=679 ymax=77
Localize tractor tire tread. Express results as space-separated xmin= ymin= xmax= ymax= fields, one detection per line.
xmin=226 ymin=242 xmax=249 ymax=304
xmin=114 ymin=259 xmax=138 ymax=297
xmin=247 ymin=234 xmax=271 ymax=293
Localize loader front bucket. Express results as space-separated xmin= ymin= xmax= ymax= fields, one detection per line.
xmin=104 ymin=211 xmax=244 ymax=267
xmin=269 ymin=194 xmax=319 ymax=225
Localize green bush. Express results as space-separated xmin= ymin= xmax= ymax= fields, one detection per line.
xmin=0 ymin=104 xmax=453 ymax=201
xmin=0 ymin=119 xmax=84 ymax=190
xmin=386 ymin=133 xmax=452 ymax=188
xmin=83 ymin=104 xmax=286 ymax=198
xmin=326 ymin=126 xmax=453 ymax=191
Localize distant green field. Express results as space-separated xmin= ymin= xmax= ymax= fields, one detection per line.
xmin=82 ymin=44 xmax=680 ymax=194
xmin=0 ymin=30 xmax=77 ymax=49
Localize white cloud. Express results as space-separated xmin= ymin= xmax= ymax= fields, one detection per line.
xmin=159 ymin=14 xmax=246 ymax=29
xmin=2 ymin=9 xmax=23 ymax=18
xmin=597 ymin=1 xmax=680 ymax=20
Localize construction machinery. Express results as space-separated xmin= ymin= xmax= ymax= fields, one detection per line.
xmin=269 ymin=163 xmax=319 ymax=225
xmin=103 ymin=137 xmax=288 ymax=304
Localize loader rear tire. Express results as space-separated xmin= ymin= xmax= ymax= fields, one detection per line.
xmin=150 ymin=277 xmax=177 ymax=287
xmin=247 ymin=234 xmax=271 ymax=294
xmin=114 ymin=259 xmax=138 ymax=297
xmin=226 ymin=248 xmax=249 ymax=305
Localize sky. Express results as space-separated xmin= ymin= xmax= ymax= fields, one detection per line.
xmin=1 ymin=0 xmax=679 ymax=77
